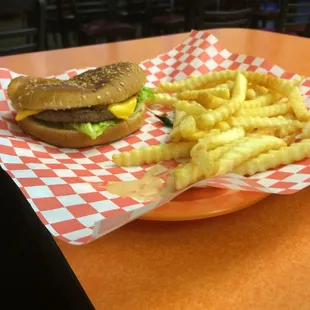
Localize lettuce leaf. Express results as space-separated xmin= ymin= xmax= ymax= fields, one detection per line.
xmin=67 ymin=120 xmax=118 ymax=140
xmin=136 ymin=87 xmax=155 ymax=110
xmin=65 ymin=87 xmax=154 ymax=140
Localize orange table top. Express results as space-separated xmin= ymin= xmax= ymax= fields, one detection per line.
xmin=2 ymin=28 xmax=310 ymax=310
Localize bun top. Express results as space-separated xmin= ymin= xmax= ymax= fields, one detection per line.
xmin=8 ymin=61 xmax=147 ymax=111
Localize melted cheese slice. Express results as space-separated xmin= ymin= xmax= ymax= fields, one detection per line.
xmin=15 ymin=110 xmax=40 ymax=121
xmin=15 ymin=96 xmax=138 ymax=122
xmin=108 ymin=96 xmax=137 ymax=120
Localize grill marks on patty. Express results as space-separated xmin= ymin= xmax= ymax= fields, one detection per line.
xmin=33 ymin=105 xmax=116 ymax=123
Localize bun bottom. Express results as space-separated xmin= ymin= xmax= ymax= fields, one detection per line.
xmin=18 ymin=105 xmax=145 ymax=148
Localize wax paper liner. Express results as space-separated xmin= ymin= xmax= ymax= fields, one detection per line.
xmin=1 ymin=30 xmax=310 ymax=245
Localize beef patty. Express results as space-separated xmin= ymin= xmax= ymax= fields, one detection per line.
xmin=34 ymin=105 xmax=116 ymax=123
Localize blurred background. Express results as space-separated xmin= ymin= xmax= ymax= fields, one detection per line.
xmin=0 ymin=0 xmax=309 ymax=56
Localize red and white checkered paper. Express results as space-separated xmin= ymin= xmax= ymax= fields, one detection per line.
xmin=1 ymin=30 xmax=310 ymax=245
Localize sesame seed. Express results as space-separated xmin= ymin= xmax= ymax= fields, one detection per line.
xmin=97 ymin=95 xmax=101 ymax=99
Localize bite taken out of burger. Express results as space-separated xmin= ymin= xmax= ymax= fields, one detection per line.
xmin=7 ymin=61 xmax=154 ymax=148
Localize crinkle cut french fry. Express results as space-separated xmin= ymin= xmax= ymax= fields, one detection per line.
xmin=197 ymin=73 xmax=247 ymax=129
xmin=282 ymin=134 xmax=296 ymax=146
xmin=191 ymin=127 xmax=245 ymax=158
xmin=158 ymin=70 xmax=238 ymax=93
xmin=174 ymin=100 xmax=208 ymax=117
xmin=289 ymin=87 xmax=310 ymax=121
xmin=169 ymin=110 xmax=187 ymax=142
xmin=198 ymin=81 xmax=234 ymax=91
xmin=214 ymin=121 xmax=231 ymax=132
xmin=301 ymin=123 xmax=310 ymax=139
xmin=242 ymin=93 xmax=280 ymax=109
xmin=283 ymin=113 xmax=296 ymax=120
xmin=174 ymin=110 xmax=187 ymax=127
xmin=179 ymin=115 xmax=197 ymax=139
xmin=158 ymin=71 xmax=300 ymax=95
xmin=236 ymin=102 xmax=291 ymax=117
xmin=246 ymin=88 xmax=257 ymax=100
xmin=184 ymin=128 xmax=221 ymax=141
xmin=190 ymin=128 xmax=245 ymax=173
xmin=195 ymin=141 xmax=240 ymax=177
xmin=279 ymin=97 xmax=289 ymax=103
xmin=183 ymin=131 xmax=210 ymax=141
xmin=233 ymin=139 xmax=310 ymax=176
xmin=157 ymin=79 xmax=190 ymax=93
xmin=197 ymin=82 xmax=218 ymax=90
xmin=187 ymin=128 xmax=221 ymax=141
xmin=208 ymin=141 xmax=240 ymax=161
xmin=177 ymin=88 xmax=230 ymax=100
xmin=175 ymin=140 xmax=241 ymax=189
xmin=196 ymin=93 xmax=227 ymax=109
xmin=254 ymin=128 xmax=276 ymax=136
xmin=189 ymin=70 xmax=237 ymax=90
xmin=228 ymin=116 xmax=302 ymax=130
xmin=189 ymin=143 xmax=216 ymax=177
xmin=215 ymin=80 xmax=234 ymax=89
xmin=211 ymin=88 xmax=231 ymax=99
xmin=251 ymin=84 xmax=269 ymax=95
xmin=275 ymin=124 xmax=302 ymax=138
xmin=113 ymin=141 xmax=196 ymax=167
xmin=196 ymin=100 xmax=238 ymax=130
xmin=231 ymin=73 xmax=247 ymax=102
xmin=217 ymin=135 xmax=286 ymax=175
xmin=174 ymin=161 xmax=204 ymax=191
xmin=242 ymin=71 xmax=294 ymax=97
xmin=150 ymin=93 xmax=178 ymax=106
xmin=169 ymin=128 xmax=182 ymax=142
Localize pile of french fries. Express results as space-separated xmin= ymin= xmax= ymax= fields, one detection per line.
xmin=113 ymin=70 xmax=310 ymax=191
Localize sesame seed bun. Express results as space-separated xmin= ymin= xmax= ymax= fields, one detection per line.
xmin=8 ymin=61 xmax=146 ymax=111
xmin=18 ymin=105 xmax=145 ymax=149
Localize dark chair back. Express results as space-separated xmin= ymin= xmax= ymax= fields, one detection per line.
xmin=145 ymin=0 xmax=172 ymax=19
xmin=196 ymin=0 xmax=253 ymax=30
xmin=45 ymin=0 xmax=75 ymax=48
xmin=277 ymin=0 xmax=310 ymax=36
xmin=71 ymin=0 xmax=116 ymax=23
xmin=145 ymin=0 xmax=201 ymax=31
xmin=0 ymin=0 xmax=46 ymax=56
xmin=71 ymin=0 xmax=136 ymax=44
xmin=121 ymin=0 xmax=146 ymax=23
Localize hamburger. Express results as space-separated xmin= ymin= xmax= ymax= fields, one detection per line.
xmin=7 ymin=61 xmax=154 ymax=148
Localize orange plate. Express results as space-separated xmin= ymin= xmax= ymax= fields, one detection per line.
xmin=141 ymin=187 xmax=269 ymax=221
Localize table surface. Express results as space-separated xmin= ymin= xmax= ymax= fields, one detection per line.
xmin=2 ymin=28 xmax=310 ymax=310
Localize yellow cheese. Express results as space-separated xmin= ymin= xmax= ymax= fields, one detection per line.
xmin=15 ymin=110 xmax=40 ymax=121
xmin=108 ymin=96 xmax=137 ymax=120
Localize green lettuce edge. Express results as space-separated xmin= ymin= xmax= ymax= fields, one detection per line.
xmin=66 ymin=119 xmax=119 ymax=140
xmin=66 ymin=87 xmax=155 ymax=139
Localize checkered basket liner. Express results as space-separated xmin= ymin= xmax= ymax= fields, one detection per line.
xmin=1 ymin=30 xmax=310 ymax=245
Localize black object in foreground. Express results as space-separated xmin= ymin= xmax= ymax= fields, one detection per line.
xmin=148 ymin=109 xmax=173 ymax=128
xmin=0 ymin=167 xmax=94 ymax=310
